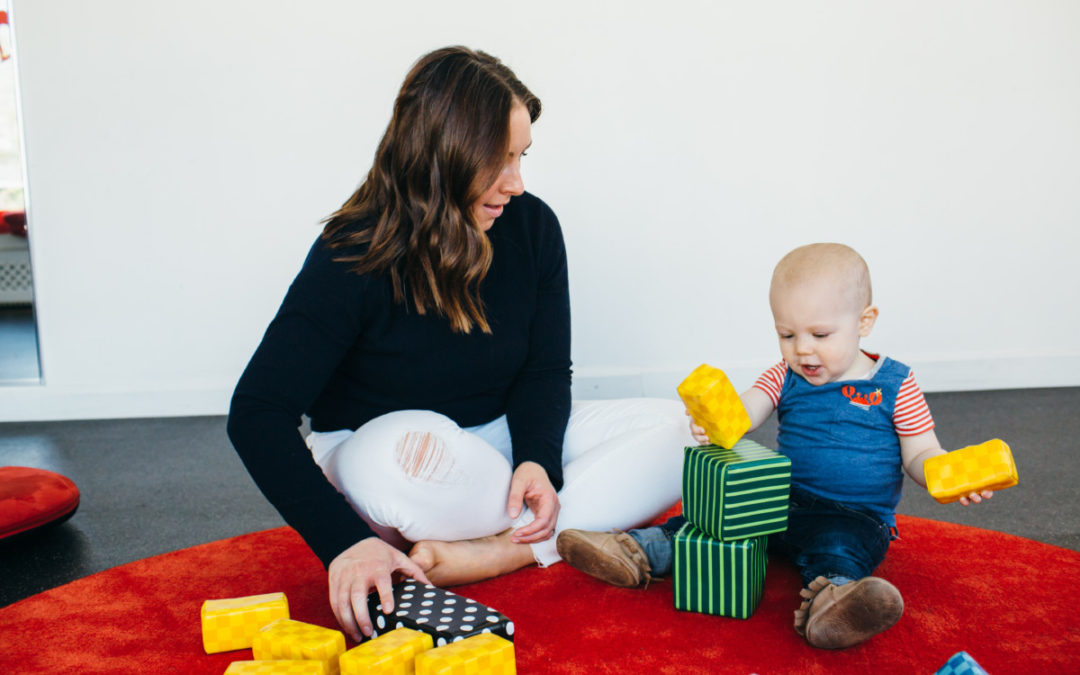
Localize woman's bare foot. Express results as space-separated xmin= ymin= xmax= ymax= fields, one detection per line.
xmin=409 ymin=529 xmax=535 ymax=587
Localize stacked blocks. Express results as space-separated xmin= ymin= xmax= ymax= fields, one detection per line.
xmin=674 ymin=439 xmax=791 ymax=619
xmin=677 ymin=364 xmax=752 ymax=449
xmin=252 ymin=619 xmax=346 ymax=675
xmin=924 ymin=438 xmax=1018 ymax=504
xmin=414 ymin=633 xmax=515 ymax=675
xmin=202 ymin=592 xmax=290 ymax=654
xmin=682 ymin=440 xmax=792 ymax=541
xmin=933 ymin=651 xmax=990 ymax=675
xmin=367 ymin=581 xmax=514 ymax=648
xmin=224 ymin=661 xmax=327 ymax=674
xmin=340 ymin=628 xmax=433 ymax=675
xmin=672 ymin=522 xmax=768 ymax=619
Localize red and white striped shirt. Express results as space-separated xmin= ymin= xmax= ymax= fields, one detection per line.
xmin=752 ymin=360 xmax=935 ymax=436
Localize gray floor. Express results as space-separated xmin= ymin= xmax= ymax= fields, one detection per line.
xmin=1 ymin=387 xmax=1076 ymax=608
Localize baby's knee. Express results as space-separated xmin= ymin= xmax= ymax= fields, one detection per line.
xmin=799 ymin=535 xmax=886 ymax=579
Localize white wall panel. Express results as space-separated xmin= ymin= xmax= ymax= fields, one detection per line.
xmin=3 ymin=0 xmax=1078 ymax=420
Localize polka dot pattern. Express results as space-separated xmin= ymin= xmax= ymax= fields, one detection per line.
xmin=365 ymin=580 xmax=514 ymax=645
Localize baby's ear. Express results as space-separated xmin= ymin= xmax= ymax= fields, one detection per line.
xmin=858 ymin=305 xmax=879 ymax=336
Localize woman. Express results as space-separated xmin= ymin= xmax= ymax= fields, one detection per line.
xmin=227 ymin=46 xmax=690 ymax=642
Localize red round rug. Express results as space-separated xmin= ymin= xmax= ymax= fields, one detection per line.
xmin=1 ymin=514 xmax=1078 ymax=674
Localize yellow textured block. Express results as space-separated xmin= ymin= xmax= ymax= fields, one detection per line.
xmin=924 ymin=439 xmax=1018 ymax=504
xmin=340 ymin=628 xmax=433 ymax=675
xmin=252 ymin=619 xmax=346 ymax=675
xmin=414 ymin=633 xmax=515 ymax=675
xmin=677 ymin=364 xmax=752 ymax=449
xmin=201 ymin=592 xmax=290 ymax=654
xmin=224 ymin=661 xmax=327 ymax=674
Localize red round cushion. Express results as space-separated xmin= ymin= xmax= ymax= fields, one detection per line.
xmin=0 ymin=466 xmax=81 ymax=540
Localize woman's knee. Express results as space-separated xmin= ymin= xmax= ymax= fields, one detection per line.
xmin=326 ymin=411 xmax=469 ymax=487
xmin=321 ymin=410 xmax=514 ymax=538
xmin=610 ymin=397 xmax=685 ymax=429
xmin=563 ymin=397 xmax=689 ymax=459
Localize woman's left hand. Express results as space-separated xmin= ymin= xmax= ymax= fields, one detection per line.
xmin=506 ymin=461 xmax=560 ymax=544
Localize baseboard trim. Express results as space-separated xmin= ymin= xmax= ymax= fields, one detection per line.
xmin=0 ymin=383 xmax=233 ymax=423
xmin=572 ymin=354 xmax=1080 ymax=400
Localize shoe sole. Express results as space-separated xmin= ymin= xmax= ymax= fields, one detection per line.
xmin=556 ymin=530 xmax=644 ymax=588
xmin=806 ymin=577 xmax=904 ymax=649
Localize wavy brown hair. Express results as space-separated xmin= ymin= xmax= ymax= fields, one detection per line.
xmin=322 ymin=46 xmax=541 ymax=334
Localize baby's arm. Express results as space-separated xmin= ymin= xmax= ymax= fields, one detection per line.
xmin=687 ymin=387 xmax=775 ymax=445
xmin=900 ymin=430 xmax=992 ymax=506
xmin=740 ymin=386 xmax=776 ymax=431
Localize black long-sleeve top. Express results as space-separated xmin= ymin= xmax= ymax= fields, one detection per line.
xmin=226 ymin=192 xmax=572 ymax=567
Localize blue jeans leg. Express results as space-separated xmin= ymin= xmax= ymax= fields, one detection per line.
xmin=627 ymin=492 xmax=892 ymax=586
xmin=768 ymin=489 xmax=893 ymax=587
xmin=628 ymin=515 xmax=686 ymax=576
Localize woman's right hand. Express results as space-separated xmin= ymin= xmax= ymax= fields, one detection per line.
xmin=328 ymin=536 xmax=432 ymax=642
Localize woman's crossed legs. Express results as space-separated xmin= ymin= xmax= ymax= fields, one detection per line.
xmin=310 ymin=398 xmax=690 ymax=585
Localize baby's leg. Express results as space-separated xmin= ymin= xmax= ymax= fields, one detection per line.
xmin=776 ymin=493 xmax=901 ymax=649
xmin=777 ymin=498 xmax=891 ymax=587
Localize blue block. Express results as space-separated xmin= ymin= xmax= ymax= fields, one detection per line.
xmin=934 ymin=651 xmax=989 ymax=675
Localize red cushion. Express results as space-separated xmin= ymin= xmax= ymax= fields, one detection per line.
xmin=0 ymin=466 xmax=81 ymax=540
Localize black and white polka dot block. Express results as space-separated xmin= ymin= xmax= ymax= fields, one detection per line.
xmin=366 ymin=580 xmax=515 ymax=648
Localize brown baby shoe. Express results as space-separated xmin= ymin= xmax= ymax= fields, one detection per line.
xmin=556 ymin=529 xmax=653 ymax=588
xmin=793 ymin=575 xmax=904 ymax=649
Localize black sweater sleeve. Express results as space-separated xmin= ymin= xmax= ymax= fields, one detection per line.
xmin=503 ymin=199 xmax=572 ymax=490
xmin=227 ymin=239 xmax=377 ymax=567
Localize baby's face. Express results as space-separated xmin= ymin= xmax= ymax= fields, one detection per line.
xmin=770 ymin=277 xmax=873 ymax=386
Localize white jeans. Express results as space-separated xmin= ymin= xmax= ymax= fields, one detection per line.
xmin=307 ymin=398 xmax=690 ymax=566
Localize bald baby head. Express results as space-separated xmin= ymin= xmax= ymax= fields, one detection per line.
xmin=770 ymin=243 xmax=872 ymax=316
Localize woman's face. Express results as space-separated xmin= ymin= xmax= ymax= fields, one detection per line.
xmin=472 ymin=103 xmax=532 ymax=231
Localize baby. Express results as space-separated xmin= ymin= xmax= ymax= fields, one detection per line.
xmin=556 ymin=243 xmax=992 ymax=650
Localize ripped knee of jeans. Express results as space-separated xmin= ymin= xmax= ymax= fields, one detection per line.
xmin=394 ymin=431 xmax=457 ymax=483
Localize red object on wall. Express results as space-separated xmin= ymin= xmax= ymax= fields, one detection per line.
xmin=0 ymin=210 xmax=26 ymax=236
xmin=0 ymin=466 xmax=81 ymax=540
xmin=0 ymin=11 xmax=9 ymax=61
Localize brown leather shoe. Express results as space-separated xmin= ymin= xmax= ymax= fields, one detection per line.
xmin=793 ymin=576 xmax=904 ymax=649
xmin=556 ymin=529 xmax=652 ymax=588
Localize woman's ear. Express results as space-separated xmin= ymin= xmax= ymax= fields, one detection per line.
xmin=859 ymin=305 xmax=879 ymax=337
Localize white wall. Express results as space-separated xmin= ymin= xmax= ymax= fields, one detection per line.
xmin=3 ymin=0 xmax=1078 ymax=421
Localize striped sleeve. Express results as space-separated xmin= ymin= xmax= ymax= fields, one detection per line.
xmin=752 ymin=361 xmax=789 ymax=408
xmin=894 ymin=370 xmax=935 ymax=436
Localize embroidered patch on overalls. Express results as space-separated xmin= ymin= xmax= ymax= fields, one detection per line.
xmin=842 ymin=385 xmax=882 ymax=410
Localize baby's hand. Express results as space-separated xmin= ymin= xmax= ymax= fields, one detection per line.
xmin=685 ymin=409 xmax=710 ymax=445
xmin=957 ymin=490 xmax=994 ymax=506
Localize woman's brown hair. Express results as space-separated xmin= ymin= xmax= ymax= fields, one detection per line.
xmin=322 ymin=46 xmax=541 ymax=334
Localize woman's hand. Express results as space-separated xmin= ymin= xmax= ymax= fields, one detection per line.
xmin=328 ymin=536 xmax=431 ymax=642
xmin=506 ymin=461 xmax=560 ymax=544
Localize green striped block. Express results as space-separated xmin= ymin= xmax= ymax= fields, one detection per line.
xmin=673 ymin=522 xmax=767 ymax=619
xmin=682 ymin=440 xmax=791 ymax=541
